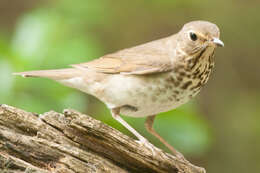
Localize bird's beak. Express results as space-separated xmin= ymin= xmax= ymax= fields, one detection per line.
xmin=212 ymin=37 xmax=224 ymax=47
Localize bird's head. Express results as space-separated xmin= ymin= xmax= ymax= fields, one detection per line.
xmin=177 ymin=21 xmax=224 ymax=56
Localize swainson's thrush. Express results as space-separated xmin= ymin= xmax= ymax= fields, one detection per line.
xmin=14 ymin=21 xmax=224 ymax=158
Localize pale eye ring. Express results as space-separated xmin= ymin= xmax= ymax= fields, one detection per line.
xmin=189 ymin=32 xmax=198 ymax=41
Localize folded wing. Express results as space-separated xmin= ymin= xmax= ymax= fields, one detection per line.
xmin=72 ymin=37 xmax=176 ymax=75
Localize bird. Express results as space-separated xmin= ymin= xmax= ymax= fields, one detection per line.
xmin=14 ymin=20 xmax=224 ymax=158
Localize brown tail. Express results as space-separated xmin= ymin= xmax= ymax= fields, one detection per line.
xmin=13 ymin=68 xmax=82 ymax=80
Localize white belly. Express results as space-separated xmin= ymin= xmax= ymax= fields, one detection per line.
xmin=100 ymin=72 xmax=199 ymax=117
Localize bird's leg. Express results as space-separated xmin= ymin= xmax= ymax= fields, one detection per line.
xmin=145 ymin=115 xmax=185 ymax=159
xmin=111 ymin=108 xmax=156 ymax=153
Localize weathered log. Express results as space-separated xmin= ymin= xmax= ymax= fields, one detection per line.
xmin=0 ymin=104 xmax=206 ymax=173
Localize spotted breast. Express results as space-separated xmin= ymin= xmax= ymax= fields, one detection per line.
xmin=101 ymin=46 xmax=215 ymax=117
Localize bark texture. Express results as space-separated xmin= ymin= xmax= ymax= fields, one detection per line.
xmin=0 ymin=104 xmax=206 ymax=173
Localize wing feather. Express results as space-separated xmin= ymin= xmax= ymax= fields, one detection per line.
xmin=72 ymin=36 xmax=176 ymax=75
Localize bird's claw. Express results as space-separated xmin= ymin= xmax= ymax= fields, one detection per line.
xmin=136 ymin=139 xmax=161 ymax=156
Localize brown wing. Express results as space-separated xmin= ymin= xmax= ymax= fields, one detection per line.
xmin=72 ymin=36 xmax=176 ymax=75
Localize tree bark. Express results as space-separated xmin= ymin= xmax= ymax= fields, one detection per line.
xmin=0 ymin=104 xmax=206 ymax=173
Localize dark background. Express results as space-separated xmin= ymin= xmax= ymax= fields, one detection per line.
xmin=0 ymin=0 xmax=259 ymax=172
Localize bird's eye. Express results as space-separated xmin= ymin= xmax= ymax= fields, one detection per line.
xmin=189 ymin=32 xmax=197 ymax=41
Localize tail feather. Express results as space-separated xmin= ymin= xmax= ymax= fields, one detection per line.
xmin=13 ymin=68 xmax=82 ymax=80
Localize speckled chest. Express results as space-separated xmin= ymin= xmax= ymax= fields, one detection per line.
xmin=169 ymin=53 xmax=215 ymax=102
xmin=118 ymin=50 xmax=214 ymax=117
xmin=103 ymin=49 xmax=215 ymax=117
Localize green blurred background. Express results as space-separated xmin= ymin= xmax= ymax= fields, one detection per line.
xmin=0 ymin=0 xmax=259 ymax=172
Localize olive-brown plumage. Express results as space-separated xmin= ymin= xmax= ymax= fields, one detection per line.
xmin=14 ymin=20 xmax=224 ymax=158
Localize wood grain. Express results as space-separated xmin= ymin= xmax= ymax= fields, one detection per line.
xmin=0 ymin=104 xmax=205 ymax=173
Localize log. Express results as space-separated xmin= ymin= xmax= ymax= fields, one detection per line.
xmin=0 ymin=104 xmax=206 ymax=173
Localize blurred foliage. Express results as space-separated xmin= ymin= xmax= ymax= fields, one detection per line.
xmin=0 ymin=0 xmax=259 ymax=173
xmin=0 ymin=0 xmax=211 ymax=156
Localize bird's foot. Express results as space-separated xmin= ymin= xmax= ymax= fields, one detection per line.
xmin=136 ymin=139 xmax=161 ymax=156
